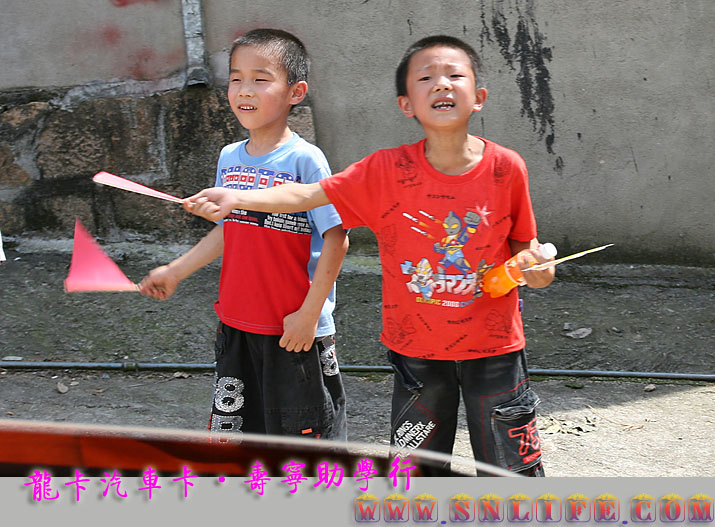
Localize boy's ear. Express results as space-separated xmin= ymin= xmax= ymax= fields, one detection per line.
xmin=472 ymin=88 xmax=488 ymax=113
xmin=289 ymin=81 xmax=308 ymax=106
xmin=397 ymin=95 xmax=415 ymax=118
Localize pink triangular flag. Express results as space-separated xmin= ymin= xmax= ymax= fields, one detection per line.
xmin=64 ymin=219 xmax=138 ymax=292
xmin=93 ymin=172 xmax=183 ymax=203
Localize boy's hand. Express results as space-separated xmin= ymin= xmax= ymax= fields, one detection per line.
xmin=280 ymin=309 xmax=319 ymax=352
xmin=516 ymin=247 xmax=555 ymax=289
xmin=139 ymin=265 xmax=181 ymax=300
xmin=183 ymin=188 xmax=238 ymax=222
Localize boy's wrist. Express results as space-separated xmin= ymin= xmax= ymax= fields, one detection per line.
xmin=231 ymin=189 xmax=243 ymax=210
xmin=297 ymin=305 xmax=321 ymax=320
xmin=165 ymin=260 xmax=189 ymax=282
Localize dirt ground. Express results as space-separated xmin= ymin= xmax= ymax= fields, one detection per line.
xmin=1 ymin=235 xmax=714 ymax=476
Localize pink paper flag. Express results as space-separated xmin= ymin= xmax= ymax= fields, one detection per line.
xmin=93 ymin=172 xmax=183 ymax=203
xmin=64 ymin=219 xmax=138 ymax=293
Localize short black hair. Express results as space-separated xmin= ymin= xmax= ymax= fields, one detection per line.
xmin=395 ymin=35 xmax=485 ymax=97
xmin=229 ymin=28 xmax=309 ymax=85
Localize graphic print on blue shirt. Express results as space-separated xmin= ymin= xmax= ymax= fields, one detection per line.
xmin=221 ymin=165 xmax=311 ymax=236
xmin=220 ymin=165 xmax=298 ymax=189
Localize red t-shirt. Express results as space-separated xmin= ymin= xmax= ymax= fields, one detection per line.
xmin=321 ymin=137 xmax=537 ymax=360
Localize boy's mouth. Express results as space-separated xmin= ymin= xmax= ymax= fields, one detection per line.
xmin=432 ymin=99 xmax=455 ymax=110
xmin=238 ymin=105 xmax=257 ymax=111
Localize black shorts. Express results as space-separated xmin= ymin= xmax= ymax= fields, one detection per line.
xmin=388 ymin=348 xmax=544 ymax=476
xmin=209 ymin=322 xmax=347 ymax=440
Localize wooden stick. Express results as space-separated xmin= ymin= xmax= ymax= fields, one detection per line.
xmin=523 ymin=244 xmax=614 ymax=272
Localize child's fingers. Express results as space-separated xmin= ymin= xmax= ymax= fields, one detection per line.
xmin=182 ymin=192 xmax=210 ymax=211
xmin=515 ymin=250 xmax=534 ymax=270
xmin=138 ymin=278 xmax=155 ymax=296
xmin=532 ymin=247 xmax=551 ymax=264
xmin=193 ymin=204 xmax=220 ymax=221
xmin=279 ymin=333 xmax=312 ymax=352
xmin=140 ymin=285 xmax=160 ymax=299
xmin=183 ymin=197 xmax=219 ymax=220
xmin=144 ymin=286 xmax=163 ymax=299
xmin=279 ymin=333 xmax=292 ymax=350
xmin=139 ymin=275 xmax=170 ymax=299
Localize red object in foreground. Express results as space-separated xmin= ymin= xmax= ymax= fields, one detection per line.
xmin=0 ymin=420 xmax=509 ymax=477
xmin=93 ymin=171 xmax=183 ymax=203
xmin=0 ymin=419 xmax=385 ymax=477
xmin=64 ymin=218 xmax=137 ymax=293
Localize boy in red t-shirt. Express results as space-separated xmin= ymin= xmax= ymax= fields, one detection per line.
xmin=183 ymin=36 xmax=555 ymax=475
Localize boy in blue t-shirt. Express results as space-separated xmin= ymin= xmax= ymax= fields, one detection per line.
xmin=141 ymin=29 xmax=348 ymax=440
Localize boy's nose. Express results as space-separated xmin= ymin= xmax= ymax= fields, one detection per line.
xmin=432 ymin=77 xmax=452 ymax=91
xmin=237 ymin=84 xmax=254 ymax=97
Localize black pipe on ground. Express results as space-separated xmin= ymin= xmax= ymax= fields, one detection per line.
xmin=1 ymin=361 xmax=713 ymax=382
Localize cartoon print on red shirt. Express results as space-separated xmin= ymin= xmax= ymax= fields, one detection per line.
xmin=385 ymin=315 xmax=417 ymax=345
xmin=433 ymin=210 xmax=481 ymax=274
xmin=400 ymin=205 xmax=493 ymax=305
xmin=485 ymin=309 xmax=513 ymax=334
xmin=404 ymin=258 xmax=436 ymax=300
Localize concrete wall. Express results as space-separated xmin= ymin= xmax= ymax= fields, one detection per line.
xmin=1 ymin=0 xmax=186 ymax=87
xmin=1 ymin=0 xmax=713 ymax=263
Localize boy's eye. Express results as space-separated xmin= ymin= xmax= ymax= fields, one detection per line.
xmin=418 ymin=76 xmax=431 ymax=81
xmin=255 ymin=78 xmax=268 ymax=82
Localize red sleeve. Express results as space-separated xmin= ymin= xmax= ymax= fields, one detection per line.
xmin=508 ymin=153 xmax=538 ymax=242
xmin=319 ymin=151 xmax=384 ymax=230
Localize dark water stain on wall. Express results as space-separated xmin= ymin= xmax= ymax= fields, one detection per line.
xmin=480 ymin=1 xmax=561 ymax=172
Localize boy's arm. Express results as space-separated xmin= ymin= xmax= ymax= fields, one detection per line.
xmin=183 ymin=182 xmax=330 ymax=221
xmin=280 ymin=225 xmax=349 ymax=352
xmin=140 ymin=225 xmax=223 ymax=300
xmin=508 ymin=238 xmax=555 ymax=289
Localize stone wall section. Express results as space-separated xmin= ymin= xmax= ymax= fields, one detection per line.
xmin=0 ymin=87 xmax=315 ymax=241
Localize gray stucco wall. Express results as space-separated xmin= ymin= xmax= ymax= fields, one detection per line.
xmin=1 ymin=0 xmax=713 ymax=263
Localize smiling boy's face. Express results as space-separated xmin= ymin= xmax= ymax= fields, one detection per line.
xmin=397 ymin=45 xmax=487 ymax=131
xmin=227 ymin=45 xmax=306 ymax=133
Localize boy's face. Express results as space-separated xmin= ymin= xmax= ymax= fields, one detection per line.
xmin=397 ymin=45 xmax=487 ymax=130
xmin=227 ymin=45 xmax=307 ymax=132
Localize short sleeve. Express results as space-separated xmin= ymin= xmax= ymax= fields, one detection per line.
xmin=320 ymin=152 xmax=383 ymax=230
xmin=213 ymin=147 xmax=228 ymax=226
xmin=508 ymin=153 xmax=537 ymax=242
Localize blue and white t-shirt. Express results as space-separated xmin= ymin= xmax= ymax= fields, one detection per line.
xmin=214 ymin=133 xmax=342 ymax=337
